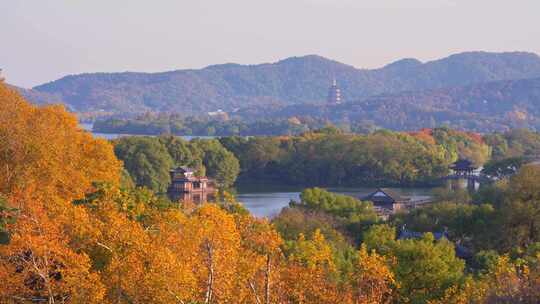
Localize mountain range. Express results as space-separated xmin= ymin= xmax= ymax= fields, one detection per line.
xmin=13 ymin=51 xmax=540 ymax=131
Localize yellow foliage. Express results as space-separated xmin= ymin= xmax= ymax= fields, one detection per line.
xmin=431 ymin=255 xmax=540 ymax=304
xmin=353 ymin=245 xmax=396 ymax=304
xmin=0 ymin=83 xmax=121 ymax=204
xmin=0 ymin=83 xmax=121 ymax=303
xmin=0 ymin=202 xmax=105 ymax=303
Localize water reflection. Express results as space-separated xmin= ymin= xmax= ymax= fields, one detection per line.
xmin=237 ymin=186 xmax=433 ymax=218
xmin=237 ymin=192 xmax=300 ymax=218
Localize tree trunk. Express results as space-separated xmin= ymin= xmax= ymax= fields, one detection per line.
xmin=265 ymin=254 xmax=271 ymax=304
xmin=204 ymin=241 xmax=214 ymax=304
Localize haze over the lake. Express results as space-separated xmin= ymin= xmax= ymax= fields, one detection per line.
xmin=2 ymin=0 xmax=539 ymax=88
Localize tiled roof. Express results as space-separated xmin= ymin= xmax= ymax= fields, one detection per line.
xmin=361 ymin=188 xmax=410 ymax=204
xmin=450 ymin=159 xmax=476 ymax=170
xmin=171 ymin=166 xmax=195 ymax=173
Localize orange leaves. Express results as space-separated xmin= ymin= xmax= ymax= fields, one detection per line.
xmin=479 ymin=255 xmax=540 ymax=302
xmin=0 ymin=83 xmax=121 ymax=204
xmin=277 ymin=230 xmax=398 ymax=304
xmin=430 ymin=255 xmax=540 ymax=304
xmin=234 ymin=214 xmax=284 ymax=303
xmin=0 ymin=83 xmax=122 ymax=303
xmin=279 ymin=229 xmax=344 ymax=303
xmin=352 ymin=245 xmax=396 ymax=304
xmin=236 ymin=213 xmax=283 ymax=256
xmin=183 ymin=204 xmax=241 ymax=302
xmin=279 ymin=261 xmax=342 ymax=304
xmin=0 ymin=202 xmax=105 ymax=304
xmin=408 ymin=128 xmax=436 ymax=146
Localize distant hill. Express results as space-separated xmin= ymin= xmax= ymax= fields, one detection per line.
xmin=243 ymin=76 xmax=540 ymax=132
xmin=8 ymin=85 xmax=65 ymax=106
xmin=27 ymin=51 xmax=540 ymax=115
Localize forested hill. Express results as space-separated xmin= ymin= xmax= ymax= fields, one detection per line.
xmin=7 ymin=84 xmax=65 ymax=107
xmin=244 ymin=76 xmax=540 ymax=131
xmin=26 ymin=51 xmax=540 ymax=115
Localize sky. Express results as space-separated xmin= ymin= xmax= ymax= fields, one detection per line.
xmin=1 ymin=0 xmax=540 ymax=88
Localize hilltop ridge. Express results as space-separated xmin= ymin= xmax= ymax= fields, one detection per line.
xmin=17 ymin=51 xmax=540 ymax=117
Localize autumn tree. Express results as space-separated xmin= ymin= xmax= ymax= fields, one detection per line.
xmin=70 ymin=183 xmax=198 ymax=303
xmin=0 ymin=83 xmax=120 ymax=303
xmin=351 ymin=245 xmax=396 ymax=304
xmin=279 ymin=229 xmax=345 ymax=303
xmin=176 ymin=204 xmax=242 ymax=303
xmin=0 ymin=202 xmax=105 ymax=304
xmin=0 ymin=83 xmax=120 ymax=203
xmin=432 ymin=255 xmax=540 ymax=304
xmin=233 ymin=213 xmax=284 ymax=304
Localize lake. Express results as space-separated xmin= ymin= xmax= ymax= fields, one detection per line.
xmin=83 ymin=123 xmax=434 ymax=218
xmin=80 ymin=123 xmax=216 ymax=141
xmin=80 ymin=123 xmax=122 ymax=140
xmin=236 ymin=185 xmax=433 ymax=218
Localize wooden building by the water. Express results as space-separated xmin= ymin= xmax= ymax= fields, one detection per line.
xmin=167 ymin=167 xmax=215 ymax=203
xmin=361 ymin=188 xmax=410 ymax=218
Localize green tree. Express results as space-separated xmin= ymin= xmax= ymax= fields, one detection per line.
xmin=482 ymin=156 xmax=526 ymax=179
xmin=391 ymin=202 xmax=497 ymax=252
xmin=362 ymin=225 xmax=465 ymax=303
xmin=392 ymin=234 xmax=465 ymax=303
xmin=497 ymin=165 xmax=540 ymax=251
xmin=362 ymin=224 xmax=396 ymax=256
xmin=114 ymin=137 xmax=174 ymax=192
xmin=159 ymin=135 xmax=206 ymax=176
xmin=194 ymin=139 xmax=240 ymax=188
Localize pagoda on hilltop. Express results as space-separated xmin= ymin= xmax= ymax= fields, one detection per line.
xmin=327 ymin=78 xmax=342 ymax=104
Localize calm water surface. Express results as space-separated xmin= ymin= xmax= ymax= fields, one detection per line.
xmin=236 ymin=185 xmax=433 ymax=218
xmin=81 ymin=123 xmax=216 ymax=141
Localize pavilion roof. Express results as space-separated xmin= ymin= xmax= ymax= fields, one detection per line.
xmin=450 ymin=159 xmax=477 ymax=170
xmin=361 ymin=188 xmax=410 ymax=204
xmin=171 ymin=166 xmax=195 ymax=173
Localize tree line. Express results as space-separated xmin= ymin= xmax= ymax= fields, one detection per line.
xmin=112 ymin=125 xmax=540 ymax=193
xmin=220 ymin=127 xmax=492 ymax=187
xmin=93 ymin=114 xmax=330 ymax=137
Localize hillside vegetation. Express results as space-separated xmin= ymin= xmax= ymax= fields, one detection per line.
xmin=24 ymin=51 xmax=540 ymax=117
xmin=252 ymin=76 xmax=540 ymax=131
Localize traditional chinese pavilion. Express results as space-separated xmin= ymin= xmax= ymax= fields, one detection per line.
xmin=449 ymin=159 xmax=477 ymax=176
xmin=167 ymin=167 xmax=215 ymax=203
xmin=361 ymin=188 xmax=410 ymax=219
xmin=447 ymin=159 xmax=480 ymax=191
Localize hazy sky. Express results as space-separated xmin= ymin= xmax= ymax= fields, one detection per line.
xmin=2 ymin=0 xmax=539 ymax=88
